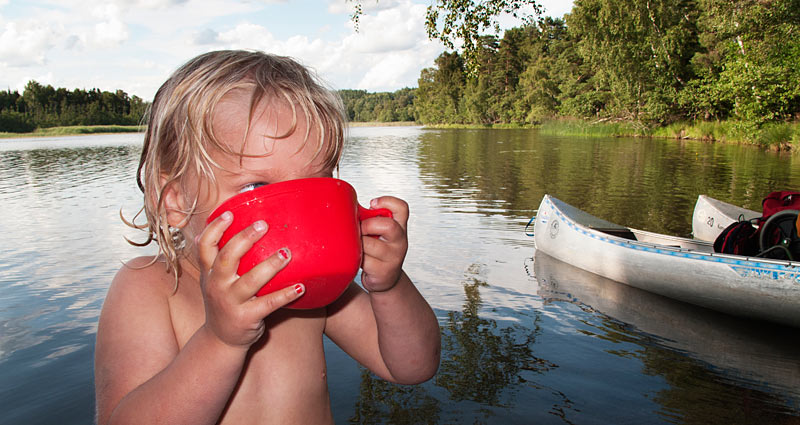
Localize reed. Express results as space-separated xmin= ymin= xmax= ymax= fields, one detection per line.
xmin=540 ymin=119 xmax=799 ymax=151
xmin=0 ymin=125 xmax=144 ymax=138
xmin=756 ymin=122 xmax=797 ymax=148
xmin=348 ymin=121 xmax=418 ymax=127
xmin=421 ymin=122 xmax=532 ymax=129
xmin=537 ymin=119 xmax=641 ymax=138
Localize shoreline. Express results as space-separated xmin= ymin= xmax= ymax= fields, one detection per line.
xmin=424 ymin=119 xmax=799 ymax=151
xmin=3 ymin=120 xmax=797 ymax=151
xmin=0 ymin=125 xmax=145 ymax=139
xmin=537 ymin=119 xmax=800 ymax=152
xmin=348 ymin=121 xmax=418 ymax=127
xmin=1 ymin=122 xmax=421 ymax=139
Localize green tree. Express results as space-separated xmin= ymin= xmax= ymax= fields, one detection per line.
xmin=682 ymin=0 xmax=800 ymax=126
xmin=0 ymin=81 xmax=149 ymax=132
xmin=416 ymin=52 xmax=466 ymax=124
xmin=515 ymin=18 xmax=574 ymax=122
xmin=567 ymin=0 xmax=700 ymax=123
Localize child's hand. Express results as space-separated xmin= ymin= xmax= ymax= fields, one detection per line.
xmin=360 ymin=196 xmax=409 ymax=292
xmin=196 ymin=211 xmax=305 ymax=348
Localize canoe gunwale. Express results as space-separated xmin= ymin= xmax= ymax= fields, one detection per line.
xmin=533 ymin=194 xmax=800 ymax=327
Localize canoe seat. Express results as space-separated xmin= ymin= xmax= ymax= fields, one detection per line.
xmin=593 ymin=227 xmax=637 ymax=241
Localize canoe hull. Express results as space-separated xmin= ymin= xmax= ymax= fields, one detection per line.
xmin=534 ymin=194 xmax=800 ymax=327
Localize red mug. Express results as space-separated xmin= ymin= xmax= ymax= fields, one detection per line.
xmin=206 ymin=177 xmax=392 ymax=309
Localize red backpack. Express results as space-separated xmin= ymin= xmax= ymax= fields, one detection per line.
xmin=713 ymin=191 xmax=800 ymax=258
xmin=761 ymin=191 xmax=800 ymax=218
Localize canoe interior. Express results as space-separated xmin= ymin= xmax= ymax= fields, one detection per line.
xmin=552 ymin=196 xmax=714 ymax=252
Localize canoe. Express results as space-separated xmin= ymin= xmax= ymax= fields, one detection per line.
xmin=533 ymin=251 xmax=800 ymax=394
xmin=533 ymin=194 xmax=800 ymax=327
xmin=692 ymin=195 xmax=759 ymax=242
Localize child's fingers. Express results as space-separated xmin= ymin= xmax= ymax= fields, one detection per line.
xmin=249 ymin=283 xmax=306 ymax=317
xmin=197 ymin=211 xmax=234 ymax=271
xmin=362 ymin=234 xmax=393 ymax=260
xmin=370 ymin=196 xmax=409 ymax=230
xmin=212 ymin=220 xmax=268 ymax=278
xmin=360 ymin=256 xmax=396 ymax=290
xmin=361 ymin=217 xmax=406 ymax=246
xmin=232 ymin=248 xmax=291 ymax=301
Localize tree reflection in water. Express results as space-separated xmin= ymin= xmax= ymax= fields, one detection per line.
xmin=349 ymin=263 xmax=557 ymax=424
xmin=349 ymin=369 xmax=441 ymax=424
xmin=436 ymin=264 xmax=556 ymax=405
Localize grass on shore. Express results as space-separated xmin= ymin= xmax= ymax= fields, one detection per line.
xmin=348 ymin=121 xmax=418 ymax=127
xmin=0 ymin=125 xmax=144 ymax=139
xmin=538 ymin=119 xmax=800 ymax=150
xmin=2 ymin=122 xmax=413 ymax=137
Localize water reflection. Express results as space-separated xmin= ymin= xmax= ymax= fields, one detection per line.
xmin=350 ymin=369 xmax=441 ymax=424
xmin=436 ymin=263 xmax=555 ymax=406
xmin=416 ymin=129 xmax=800 ymax=236
xmin=350 ymin=262 xmax=556 ymax=424
xmin=534 ymin=251 xmax=800 ymax=422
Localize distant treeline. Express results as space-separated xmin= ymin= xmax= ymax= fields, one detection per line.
xmin=0 ymin=81 xmax=148 ymax=133
xmin=348 ymin=0 xmax=800 ymax=134
xmin=338 ymin=88 xmax=416 ymax=123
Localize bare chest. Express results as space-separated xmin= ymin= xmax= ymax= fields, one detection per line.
xmin=166 ymin=282 xmax=333 ymax=424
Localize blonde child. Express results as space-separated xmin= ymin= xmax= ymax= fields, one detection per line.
xmin=94 ymin=50 xmax=441 ymax=425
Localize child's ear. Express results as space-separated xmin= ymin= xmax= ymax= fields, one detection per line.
xmin=160 ymin=175 xmax=189 ymax=228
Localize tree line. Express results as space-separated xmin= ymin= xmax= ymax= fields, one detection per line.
xmin=0 ymin=80 xmax=418 ymax=133
xmin=352 ymin=0 xmax=799 ymax=134
xmin=416 ymin=0 xmax=799 ymax=130
xmin=339 ymin=88 xmax=416 ymax=122
xmin=0 ymin=81 xmax=148 ymax=132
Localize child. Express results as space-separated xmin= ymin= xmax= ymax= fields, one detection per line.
xmin=94 ymin=50 xmax=441 ymax=425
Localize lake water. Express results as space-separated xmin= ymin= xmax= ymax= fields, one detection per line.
xmin=1 ymin=128 xmax=799 ymax=424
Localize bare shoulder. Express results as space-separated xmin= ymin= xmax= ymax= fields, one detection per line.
xmin=95 ymin=256 xmax=180 ymax=422
xmin=111 ymin=255 xmax=176 ymax=294
xmin=97 ymin=254 xmax=178 ymax=354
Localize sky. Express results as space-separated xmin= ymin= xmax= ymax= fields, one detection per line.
xmin=0 ymin=0 xmax=573 ymax=101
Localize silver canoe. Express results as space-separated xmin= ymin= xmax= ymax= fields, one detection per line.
xmin=533 ymin=194 xmax=800 ymax=327
xmin=692 ymin=195 xmax=760 ymax=242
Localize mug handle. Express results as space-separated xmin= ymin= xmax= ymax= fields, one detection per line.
xmin=357 ymin=206 xmax=393 ymax=238
xmin=357 ymin=205 xmax=393 ymax=221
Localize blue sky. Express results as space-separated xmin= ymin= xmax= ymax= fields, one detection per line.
xmin=0 ymin=0 xmax=573 ymax=101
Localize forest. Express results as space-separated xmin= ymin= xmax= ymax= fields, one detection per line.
xmin=414 ymin=0 xmax=799 ymax=131
xmin=339 ymin=88 xmax=416 ymax=122
xmin=0 ymin=81 xmax=147 ymax=133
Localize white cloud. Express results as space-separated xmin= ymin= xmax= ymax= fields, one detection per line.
xmin=357 ymin=53 xmax=419 ymax=89
xmin=0 ymin=0 xmax=462 ymax=99
xmin=198 ymin=1 xmax=440 ymax=92
xmin=90 ymin=4 xmax=129 ymax=48
xmin=0 ymin=21 xmax=57 ymax=66
xmin=347 ymin=1 xmax=426 ymax=53
xmin=216 ymin=22 xmax=277 ymax=47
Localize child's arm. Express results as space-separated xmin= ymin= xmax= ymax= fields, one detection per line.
xmin=95 ymin=215 xmax=304 ymax=425
xmin=325 ymin=196 xmax=441 ymax=384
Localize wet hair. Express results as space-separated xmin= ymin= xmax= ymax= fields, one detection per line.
xmin=125 ymin=50 xmax=347 ymax=284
